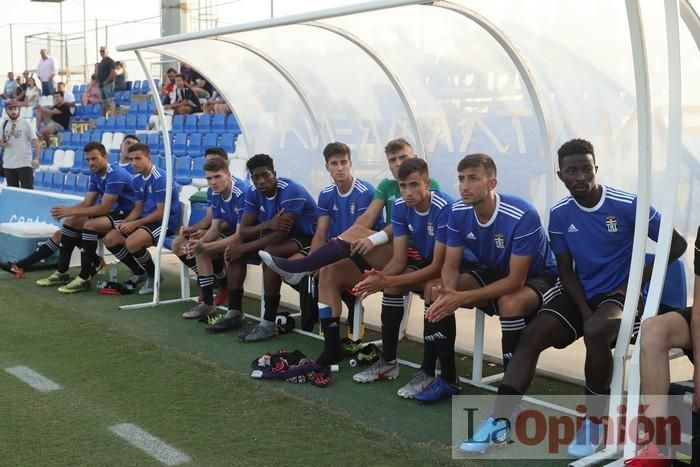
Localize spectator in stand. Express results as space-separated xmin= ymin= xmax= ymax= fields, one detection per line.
xmin=14 ymin=73 xmax=28 ymax=102
xmin=57 ymin=82 xmax=76 ymax=115
xmin=82 ymin=74 xmax=102 ymax=105
xmin=36 ymin=92 xmax=72 ymax=146
xmin=163 ymin=74 xmax=201 ymax=115
xmin=23 ymin=77 xmax=41 ymax=108
xmin=36 ymin=49 xmax=57 ymax=97
xmin=0 ymin=101 xmax=40 ymax=189
xmin=180 ymin=64 xmax=193 ymax=84
xmin=160 ymin=67 xmax=177 ymax=100
xmin=202 ymin=89 xmax=230 ymax=115
xmin=114 ymin=61 xmax=128 ymax=92
xmin=2 ymin=72 xmax=18 ymax=105
xmin=189 ymin=68 xmax=212 ymax=99
xmin=96 ymin=46 xmax=117 ymax=116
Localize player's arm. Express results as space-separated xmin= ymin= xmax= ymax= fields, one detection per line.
xmin=309 ymin=215 xmax=330 ymax=253
xmin=182 ymin=207 xmax=212 ymax=239
xmin=556 ymin=250 xmax=594 ymax=321
xmin=641 ymin=229 xmax=687 ymax=284
xmin=131 ymin=201 xmax=165 ymax=228
xmin=51 ymin=192 xmax=114 ymax=219
xmin=122 ymin=200 xmax=144 ymax=222
xmin=354 ymin=198 xmax=385 ymax=229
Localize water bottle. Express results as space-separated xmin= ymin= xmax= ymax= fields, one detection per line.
xmin=108 ymin=265 xmax=118 ymax=283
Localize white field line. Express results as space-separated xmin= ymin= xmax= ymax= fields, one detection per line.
xmin=109 ymin=423 xmax=191 ymax=466
xmin=5 ymin=366 xmax=61 ymax=393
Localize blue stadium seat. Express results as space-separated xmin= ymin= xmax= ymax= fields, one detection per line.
xmin=72 ymin=84 xmax=80 ymax=94
xmin=643 ymin=254 xmax=687 ymax=310
xmin=64 ymin=174 xmax=78 ymax=195
xmin=60 ymin=131 xmax=72 ymax=148
xmin=172 ymin=133 xmax=188 ymax=157
xmin=70 ymin=155 xmax=87 ymax=175
xmin=141 ymin=81 xmax=150 ymax=94
xmin=34 ymin=172 xmax=47 ymax=190
xmin=203 ymin=133 xmax=218 ymax=151
xmin=79 ymin=132 xmax=91 ymax=147
xmin=157 ymin=155 xmax=168 ymax=171
xmin=40 ymin=147 xmax=55 ymax=166
xmin=103 ymin=116 xmax=115 ymax=131
xmin=136 ymin=114 xmax=149 ymax=130
xmin=172 ymin=114 xmax=185 ymax=133
xmin=121 ymin=91 xmax=131 ymax=104
xmin=198 ymin=114 xmax=212 ymax=132
xmin=192 ymin=156 xmax=206 ymax=178
xmin=74 ymin=175 xmax=88 ymax=195
xmin=211 ymin=114 xmax=226 ymax=132
xmin=115 ymin=115 xmax=127 ymax=132
xmin=79 ymin=84 xmax=87 ymax=93
xmin=50 ymin=173 xmax=64 ymax=192
xmin=184 ymin=114 xmax=198 ymax=132
xmin=187 ymin=133 xmax=203 ymax=157
xmin=147 ymin=133 xmax=160 ymax=153
xmin=153 ymin=79 xmax=160 ymax=89
xmin=115 ymin=91 xmax=125 ymax=105
xmin=126 ymin=81 xmax=133 ymax=91
xmin=226 ymin=115 xmax=241 ymax=134
xmin=109 ymin=150 xmax=120 ymax=165
xmin=132 ymin=80 xmax=142 ymax=94
xmin=174 ymin=157 xmax=193 ymax=185
xmin=220 ymin=133 xmax=236 ymax=153
xmin=125 ymin=114 xmax=137 ymax=132
xmin=73 ymin=105 xmax=87 ymax=120
xmin=147 ymin=101 xmax=156 ymax=114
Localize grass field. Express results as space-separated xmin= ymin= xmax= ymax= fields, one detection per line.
xmin=0 ymin=264 xmax=582 ymax=466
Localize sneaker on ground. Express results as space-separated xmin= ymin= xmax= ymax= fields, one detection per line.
xmin=352 ymin=357 xmax=399 ymax=383
xmin=58 ymin=277 xmax=91 ymax=294
xmin=623 ymin=442 xmax=672 ymax=466
xmin=182 ymin=302 xmax=218 ymax=320
xmin=567 ymin=418 xmax=605 ymax=458
xmin=397 ymin=370 xmax=435 ymax=399
xmin=258 ymin=250 xmax=306 ymax=286
xmin=138 ymin=276 xmax=159 ymax=295
xmin=213 ymin=288 xmax=228 ymax=307
xmin=239 ymin=322 xmax=278 ymax=343
xmin=206 ymin=314 xmax=243 ymax=333
xmin=459 ymin=416 xmax=511 ymax=454
xmin=36 ymin=271 xmax=71 ymax=287
xmin=414 ymin=377 xmax=460 ymax=403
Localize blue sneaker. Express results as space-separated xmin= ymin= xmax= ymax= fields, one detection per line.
xmin=414 ymin=377 xmax=460 ymax=403
xmin=459 ymin=417 xmax=511 ymax=454
xmin=567 ymin=419 xmax=604 ymax=458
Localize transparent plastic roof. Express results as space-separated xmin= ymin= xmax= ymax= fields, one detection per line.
xmin=120 ymin=0 xmax=700 ymax=244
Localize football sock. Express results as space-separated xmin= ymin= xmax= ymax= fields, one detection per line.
xmin=133 ymin=249 xmax=156 ymax=277
xmin=198 ymin=275 xmax=215 ymax=306
xmin=262 ymin=294 xmax=281 ymax=323
xmin=421 ymin=304 xmax=438 ymax=376
xmin=177 ymin=254 xmax=198 ymax=274
xmin=57 ymin=225 xmax=81 ymax=273
xmin=500 ymin=316 xmax=527 ymax=371
xmin=107 ymin=245 xmax=144 ymax=275
xmin=228 ymin=288 xmax=244 ymax=313
xmin=380 ymin=293 xmax=404 ymax=362
xmin=17 ymin=238 xmax=59 ymax=269
xmin=267 ymin=237 xmax=351 ymax=273
xmin=78 ymin=229 xmax=100 ymax=280
xmin=434 ymin=313 xmax=457 ymax=383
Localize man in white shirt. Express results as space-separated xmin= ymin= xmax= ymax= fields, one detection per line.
xmin=0 ymin=101 xmax=40 ymax=189
xmin=36 ymin=49 xmax=58 ymax=97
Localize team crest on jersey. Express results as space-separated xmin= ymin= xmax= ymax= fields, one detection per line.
xmin=350 ymin=202 xmax=356 ymax=215
xmin=408 ymin=224 xmax=414 ymax=232
xmin=427 ymin=222 xmax=435 ymax=237
xmin=494 ymin=233 xmax=505 ymax=249
xmin=605 ymin=215 xmax=618 ymax=232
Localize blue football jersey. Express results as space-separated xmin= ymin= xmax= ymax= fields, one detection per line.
xmin=446 ymin=193 xmax=557 ymax=278
xmin=549 ymin=185 xmax=661 ymax=299
xmin=87 ymin=163 xmax=137 ymax=213
xmin=391 ymin=190 xmax=454 ymax=262
xmin=133 ymin=166 xmax=181 ymax=233
xmin=119 ymin=161 xmax=136 ymax=176
xmin=317 ymin=177 xmax=381 ymax=237
xmin=211 ymin=176 xmax=250 ymax=229
xmin=243 ymin=177 xmax=317 ymax=236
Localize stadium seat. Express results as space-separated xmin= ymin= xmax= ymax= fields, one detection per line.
xmin=198 ymin=114 xmax=212 ymax=132
xmin=211 ymin=114 xmax=226 ymax=132
xmin=192 ymin=155 xmax=206 ymax=178
xmin=125 ymin=114 xmax=137 ymax=132
xmin=79 ymin=132 xmax=91 ymax=148
xmin=220 ymin=133 xmax=236 ymax=154
xmin=172 ymin=114 xmax=185 ymax=133
xmin=64 ymin=174 xmax=78 ymax=195
xmin=111 ymin=133 xmax=125 ymax=152
xmin=50 ymin=173 xmax=64 ymax=192
xmin=72 ymin=84 xmax=80 ymax=94
xmin=203 ymin=132 xmax=218 ymax=151
xmin=104 ymin=117 xmax=116 ymax=131
xmin=136 ymin=114 xmax=149 ymax=130
xmin=172 ymin=133 xmax=188 ymax=158
xmin=70 ymin=154 xmax=87 ymax=175
xmin=96 ymin=116 xmax=107 ymax=129
xmin=147 ymin=100 xmax=156 ymax=115
xmin=146 ymin=133 xmax=160 ymax=153
xmin=184 ymin=114 xmax=198 ymax=132
xmin=132 ymin=80 xmax=142 ymax=94
xmin=141 ymin=81 xmax=150 ymax=95
xmin=101 ymin=132 xmax=114 ymax=150
xmin=34 ymin=172 xmax=47 ymax=190
xmin=226 ymin=115 xmax=241 ymax=134
xmin=115 ymin=91 xmax=125 ymax=105
xmin=174 ymin=157 xmax=193 ymax=185
xmin=187 ymin=133 xmax=203 ymax=157
xmin=59 ymin=150 xmax=76 ymax=174
xmin=115 ymin=115 xmax=127 ymax=132
xmin=74 ymin=175 xmax=88 ymax=195
xmin=40 ymin=147 xmax=55 ymax=166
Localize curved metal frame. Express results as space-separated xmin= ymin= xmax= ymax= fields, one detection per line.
xmin=431 ymin=0 xmax=555 ymax=209
xmin=303 ymin=21 xmax=429 ymax=160
xmin=681 ymin=0 xmax=700 ymax=50
xmin=213 ymin=37 xmax=331 ymax=145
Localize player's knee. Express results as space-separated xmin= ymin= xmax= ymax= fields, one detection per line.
xmin=497 ymin=295 xmax=526 ymax=317
xmin=582 ymin=318 xmax=615 ymax=347
xmin=640 ymin=317 xmax=671 ymax=353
